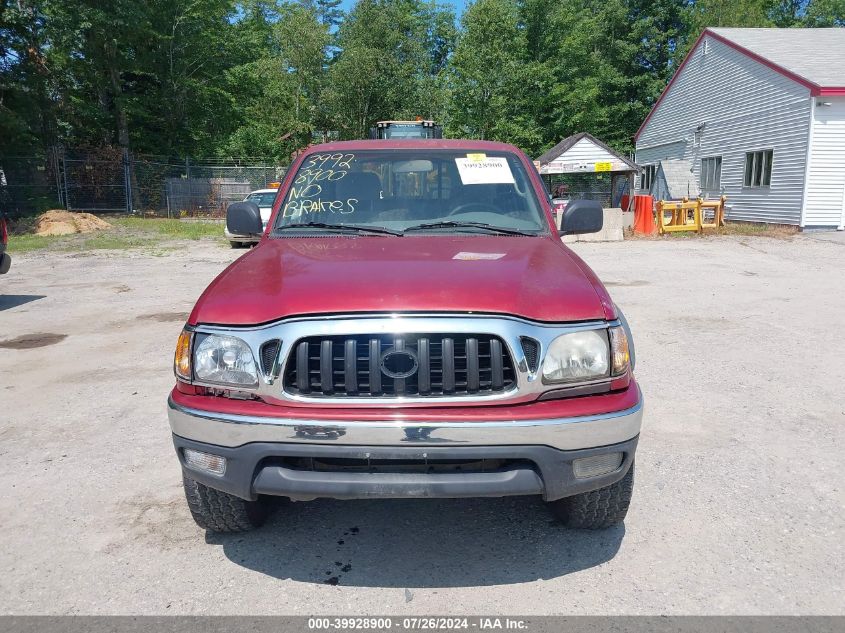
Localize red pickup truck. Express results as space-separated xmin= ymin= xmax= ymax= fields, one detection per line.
xmin=0 ymin=213 xmax=10 ymax=275
xmin=169 ymin=140 xmax=642 ymax=533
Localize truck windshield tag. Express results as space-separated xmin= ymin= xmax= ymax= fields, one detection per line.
xmin=455 ymin=156 xmax=515 ymax=185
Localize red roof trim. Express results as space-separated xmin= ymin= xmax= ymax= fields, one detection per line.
xmin=635 ymin=28 xmax=828 ymax=142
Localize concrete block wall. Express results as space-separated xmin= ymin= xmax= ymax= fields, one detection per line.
xmin=561 ymin=207 xmax=625 ymax=242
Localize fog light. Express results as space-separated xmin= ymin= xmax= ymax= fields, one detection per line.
xmin=573 ymin=452 xmax=623 ymax=479
xmin=183 ymin=449 xmax=226 ymax=476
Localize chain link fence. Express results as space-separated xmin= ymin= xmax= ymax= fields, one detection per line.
xmin=0 ymin=148 xmax=286 ymax=218
xmin=0 ymin=149 xmax=64 ymax=217
xmin=545 ymin=174 xmax=610 ymax=206
xmin=544 ymin=172 xmax=633 ymax=207
xmin=62 ymin=147 xmax=128 ymax=212
xmin=133 ymin=155 xmax=285 ymax=217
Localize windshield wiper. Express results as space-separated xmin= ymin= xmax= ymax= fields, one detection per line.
xmin=274 ymin=222 xmax=403 ymax=236
xmin=403 ymin=221 xmax=534 ymax=236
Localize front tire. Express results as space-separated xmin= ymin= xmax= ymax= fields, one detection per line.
xmin=548 ymin=463 xmax=634 ymax=529
xmin=230 ymin=240 xmax=245 ymax=249
xmin=182 ymin=475 xmax=270 ymax=533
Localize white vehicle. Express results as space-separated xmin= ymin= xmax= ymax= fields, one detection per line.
xmin=224 ymin=188 xmax=278 ymax=247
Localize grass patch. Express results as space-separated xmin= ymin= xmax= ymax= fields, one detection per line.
xmin=77 ymin=232 xmax=157 ymax=250
xmin=712 ymin=221 xmax=799 ymax=239
xmin=7 ymin=215 xmax=227 ymax=255
xmin=626 ymin=221 xmax=799 ymax=241
xmin=110 ymin=217 xmax=224 ymax=240
xmin=6 ymin=233 xmax=72 ymax=254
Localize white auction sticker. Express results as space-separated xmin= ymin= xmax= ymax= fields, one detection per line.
xmin=455 ymin=156 xmax=515 ymax=185
xmin=453 ymin=252 xmax=506 ymax=261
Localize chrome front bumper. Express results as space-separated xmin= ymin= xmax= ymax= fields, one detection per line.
xmin=167 ymin=392 xmax=643 ymax=451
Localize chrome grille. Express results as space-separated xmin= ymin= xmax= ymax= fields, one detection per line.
xmin=520 ymin=337 xmax=540 ymax=372
xmin=283 ymin=333 xmax=515 ymax=398
xmin=260 ymin=339 xmax=281 ymax=375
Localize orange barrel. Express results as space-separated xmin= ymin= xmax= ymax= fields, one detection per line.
xmin=633 ymin=195 xmax=655 ymax=235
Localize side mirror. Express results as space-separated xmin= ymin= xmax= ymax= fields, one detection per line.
xmin=227 ymin=201 xmax=263 ymax=236
xmin=558 ymin=199 xmax=603 ymax=236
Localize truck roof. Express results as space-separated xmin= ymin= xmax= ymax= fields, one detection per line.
xmin=299 ymin=139 xmax=523 ymax=153
xmin=375 ymin=120 xmax=435 ymax=124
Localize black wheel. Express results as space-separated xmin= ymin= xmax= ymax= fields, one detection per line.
xmin=548 ymin=463 xmax=634 ymax=529
xmin=230 ymin=240 xmax=245 ymax=249
xmin=182 ymin=475 xmax=270 ymax=533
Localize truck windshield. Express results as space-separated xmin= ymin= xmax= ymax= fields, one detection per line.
xmin=275 ymin=150 xmax=546 ymax=234
xmin=379 ymin=124 xmax=434 ymax=139
xmin=245 ymin=192 xmax=277 ymax=206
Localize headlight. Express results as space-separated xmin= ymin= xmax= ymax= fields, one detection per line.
xmin=541 ymin=330 xmax=609 ymax=383
xmin=193 ymin=333 xmax=258 ymax=387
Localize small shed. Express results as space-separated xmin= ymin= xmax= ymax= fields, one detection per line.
xmin=535 ymin=132 xmax=639 ymax=208
xmin=652 ymin=159 xmax=697 ymax=200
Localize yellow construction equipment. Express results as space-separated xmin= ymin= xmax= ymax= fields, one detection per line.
xmin=656 ymin=196 xmax=727 ymax=234
xmin=699 ymin=196 xmax=727 ymax=229
xmin=656 ymin=199 xmax=700 ymax=234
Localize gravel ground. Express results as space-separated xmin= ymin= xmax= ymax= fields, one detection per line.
xmin=0 ymin=233 xmax=843 ymax=615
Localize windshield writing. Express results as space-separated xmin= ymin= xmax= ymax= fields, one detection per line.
xmin=276 ymin=150 xmax=545 ymax=234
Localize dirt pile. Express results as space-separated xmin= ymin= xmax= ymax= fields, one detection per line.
xmin=34 ymin=210 xmax=112 ymax=236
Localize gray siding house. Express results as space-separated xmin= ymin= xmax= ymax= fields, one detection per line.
xmin=635 ymin=28 xmax=845 ymax=229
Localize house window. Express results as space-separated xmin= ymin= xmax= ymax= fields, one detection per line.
xmin=641 ymin=164 xmax=656 ymax=191
xmin=744 ymin=150 xmax=773 ymax=187
xmin=701 ymin=156 xmax=722 ymax=192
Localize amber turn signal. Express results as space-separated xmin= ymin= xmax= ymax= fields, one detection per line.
xmin=174 ymin=329 xmax=193 ymax=381
xmin=609 ymin=326 xmax=630 ymax=376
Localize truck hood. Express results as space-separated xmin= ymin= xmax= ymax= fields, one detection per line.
xmin=190 ymin=236 xmax=613 ymax=325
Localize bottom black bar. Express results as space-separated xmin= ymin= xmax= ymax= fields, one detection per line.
xmin=0 ymin=616 xmax=840 ymax=633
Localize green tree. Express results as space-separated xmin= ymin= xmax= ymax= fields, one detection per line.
xmin=8 ymin=0 xmax=845 ymax=165
xmin=691 ymin=0 xmax=772 ymax=28
xmin=223 ymin=56 xmax=300 ymax=159
xmin=142 ymin=0 xmax=254 ymax=155
xmin=32 ymin=0 xmax=253 ymax=155
xmin=324 ymin=0 xmax=454 ymax=139
xmin=518 ymin=0 xmax=557 ymax=63
xmin=803 ymin=0 xmax=845 ymax=24
xmin=224 ymin=2 xmax=329 ymax=158
xmin=535 ymin=0 xmax=692 ymax=154
xmin=449 ymin=0 xmax=543 ymax=151
xmin=36 ymin=0 xmax=149 ymax=150
xmin=0 ymin=0 xmax=53 ymax=153
xmin=316 ymin=0 xmax=344 ymax=27
xmin=766 ymin=0 xmax=806 ymax=25
xmin=276 ymin=4 xmax=330 ymax=142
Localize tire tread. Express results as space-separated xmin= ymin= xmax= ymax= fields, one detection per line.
xmin=549 ymin=463 xmax=634 ymax=529
xmin=182 ymin=475 xmax=267 ymax=533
